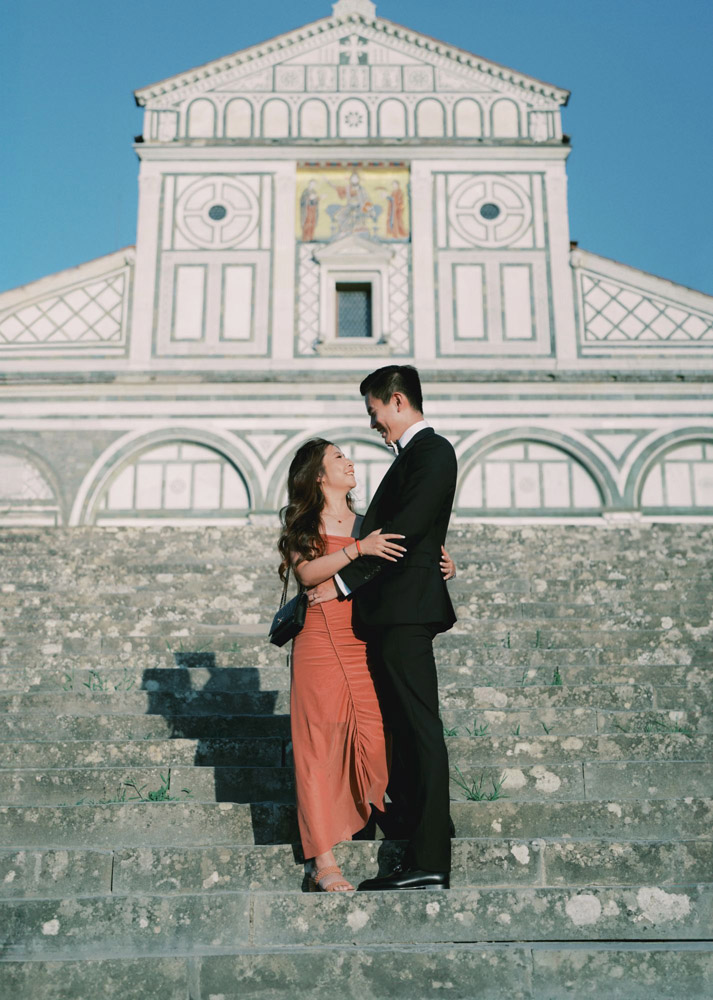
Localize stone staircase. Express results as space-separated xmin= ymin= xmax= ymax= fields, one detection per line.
xmin=0 ymin=524 xmax=712 ymax=999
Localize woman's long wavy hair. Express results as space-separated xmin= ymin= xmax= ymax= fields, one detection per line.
xmin=277 ymin=438 xmax=355 ymax=581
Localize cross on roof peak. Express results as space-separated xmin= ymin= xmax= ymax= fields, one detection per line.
xmin=332 ymin=0 xmax=377 ymax=19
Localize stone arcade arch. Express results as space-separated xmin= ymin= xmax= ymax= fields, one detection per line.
xmin=72 ymin=430 xmax=259 ymax=526
xmin=457 ymin=435 xmax=608 ymax=516
xmin=0 ymin=446 xmax=63 ymax=525
xmin=637 ymin=436 xmax=713 ymax=512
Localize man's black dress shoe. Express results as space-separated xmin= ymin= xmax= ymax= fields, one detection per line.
xmin=357 ymin=866 xmax=449 ymax=891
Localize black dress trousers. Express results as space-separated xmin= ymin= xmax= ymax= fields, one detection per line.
xmin=376 ymin=622 xmax=452 ymax=873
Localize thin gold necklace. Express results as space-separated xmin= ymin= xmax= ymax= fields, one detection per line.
xmin=323 ymin=506 xmax=349 ymax=523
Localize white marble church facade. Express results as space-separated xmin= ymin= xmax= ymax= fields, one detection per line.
xmin=1 ymin=0 xmax=712 ymax=526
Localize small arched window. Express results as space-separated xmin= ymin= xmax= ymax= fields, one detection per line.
xmin=415 ymin=99 xmax=445 ymax=138
xmin=96 ymin=441 xmax=250 ymax=522
xmin=0 ymin=452 xmax=60 ymax=525
xmin=459 ymin=441 xmax=601 ymax=513
xmin=641 ymin=440 xmax=713 ymax=510
xmin=224 ymin=99 xmax=252 ymax=138
xmin=491 ymin=99 xmax=520 ymax=137
xmin=186 ymin=99 xmax=216 ymax=138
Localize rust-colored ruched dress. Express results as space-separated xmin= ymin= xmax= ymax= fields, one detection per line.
xmin=290 ymin=533 xmax=389 ymax=859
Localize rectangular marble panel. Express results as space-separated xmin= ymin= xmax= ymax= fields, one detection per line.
xmin=484 ymin=463 xmax=511 ymax=507
xmin=172 ymin=266 xmax=205 ymax=341
xmin=502 ymin=265 xmax=534 ymax=340
xmin=306 ymin=65 xmax=337 ymax=91
xmin=455 ymin=264 xmax=485 ymax=340
xmin=194 ymin=464 xmax=222 ymax=509
xmin=135 ymin=465 xmax=162 ymax=509
xmin=542 ymin=462 xmax=569 ymax=508
xmin=221 ymin=266 xmax=254 ymax=341
xmin=664 ymin=463 xmax=691 ymax=505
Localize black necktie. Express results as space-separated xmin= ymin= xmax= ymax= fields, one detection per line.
xmin=395 ymin=441 xmax=402 ymax=455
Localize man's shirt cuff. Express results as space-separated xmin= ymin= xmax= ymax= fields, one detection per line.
xmin=334 ymin=573 xmax=351 ymax=597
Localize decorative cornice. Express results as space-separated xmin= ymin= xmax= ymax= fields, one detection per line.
xmin=134 ymin=13 xmax=569 ymax=108
xmin=313 ymin=234 xmax=396 ymax=264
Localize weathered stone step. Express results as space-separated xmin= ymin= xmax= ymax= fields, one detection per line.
xmin=0 ymin=636 xmax=282 ymax=671
xmin=2 ymin=706 xmax=703 ymax=743
xmin=3 ymin=618 xmax=708 ymax=654
xmin=448 ymin=732 xmax=712 ymax=763
xmin=594 ymin=709 xmax=710 ymax=736
xmin=0 ymin=801 xmax=298 ymax=849
xmin=442 ymin=706 xmax=711 ymax=737
xmin=6 ymin=635 xmax=698 ymax=669
xmin=3 ymin=544 xmax=708 ymax=568
xmin=0 ymin=712 xmax=291 ymax=741
xmin=441 ymin=683 xmax=657 ymax=710
xmin=452 ymin=761 xmax=713 ymax=802
xmin=3 ymin=838 xmax=712 ymax=899
xmin=0 ymin=765 xmax=295 ymax=807
xmin=3 ymin=521 xmax=710 ymax=554
xmin=5 ymin=600 xmax=711 ymax=635
xmin=0 ymin=661 xmax=708 ymax=695
xmin=1 ymin=732 xmax=708 ymax=770
xmin=0 ymin=682 xmax=676 ymax=718
xmin=4 ymin=883 xmax=713 ymax=960
xmin=5 ymin=585 xmax=711 ymax=614
xmin=3 ymin=798 xmax=713 ymax=851
xmin=4 ymin=759 xmax=712 ymax=808
xmin=2 ymin=944 xmax=713 ymax=1000
xmin=0 ymin=737 xmax=285 ymax=768
xmin=0 ymin=690 xmax=292 ymax=716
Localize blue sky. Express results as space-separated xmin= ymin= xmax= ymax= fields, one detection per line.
xmin=2 ymin=0 xmax=711 ymax=294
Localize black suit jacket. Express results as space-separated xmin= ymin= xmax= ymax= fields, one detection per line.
xmin=339 ymin=427 xmax=457 ymax=632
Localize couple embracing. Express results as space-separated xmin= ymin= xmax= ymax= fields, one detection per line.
xmin=277 ymin=365 xmax=458 ymax=892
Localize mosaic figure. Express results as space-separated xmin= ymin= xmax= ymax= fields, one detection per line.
xmin=300 ymin=179 xmax=320 ymax=242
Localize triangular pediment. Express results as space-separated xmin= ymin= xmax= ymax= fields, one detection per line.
xmin=135 ymin=5 xmax=568 ymax=113
xmin=313 ymin=234 xmax=394 ymax=264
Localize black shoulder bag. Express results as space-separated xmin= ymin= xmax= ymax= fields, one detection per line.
xmin=269 ymin=562 xmax=308 ymax=647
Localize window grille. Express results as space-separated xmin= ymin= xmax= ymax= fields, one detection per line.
xmin=336 ymin=283 xmax=373 ymax=338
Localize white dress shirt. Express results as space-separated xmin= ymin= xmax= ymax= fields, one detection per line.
xmin=334 ymin=419 xmax=430 ymax=597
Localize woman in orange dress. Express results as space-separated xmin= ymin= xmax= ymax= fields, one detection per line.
xmin=278 ymin=438 xmax=454 ymax=892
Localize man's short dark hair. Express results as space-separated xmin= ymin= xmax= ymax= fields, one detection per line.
xmin=359 ymin=365 xmax=423 ymax=413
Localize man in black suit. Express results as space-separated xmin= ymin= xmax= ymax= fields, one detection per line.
xmin=306 ymin=365 xmax=457 ymax=890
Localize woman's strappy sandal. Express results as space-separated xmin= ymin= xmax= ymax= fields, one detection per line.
xmin=308 ymin=864 xmax=355 ymax=892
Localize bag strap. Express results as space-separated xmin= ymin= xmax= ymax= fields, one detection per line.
xmin=279 ymin=562 xmax=291 ymax=611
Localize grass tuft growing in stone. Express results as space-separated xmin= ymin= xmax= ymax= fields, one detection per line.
xmin=452 ymin=765 xmax=507 ymax=801
xmin=614 ymin=717 xmax=694 ymax=737
xmin=73 ymin=773 xmax=193 ymax=806
xmin=552 ymin=667 xmax=563 ymax=686
xmin=442 ymin=723 xmax=459 ymax=738
xmin=465 ymin=716 xmax=491 ymax=738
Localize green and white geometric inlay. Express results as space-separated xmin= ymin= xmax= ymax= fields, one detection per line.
xmin=582 ymin=274 xmax=713 ymax=344
xmin=0 ymin=273 xmax=126 ymax=348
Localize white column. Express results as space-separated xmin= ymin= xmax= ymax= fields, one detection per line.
xmin=410 ymin=161 xmax=436 ymax=361
xmin=271 ymin=161 xmax=297 ymax=361
xmin=544 ymin=157 xmax=578 ymax=365
xmin=129 ymin=156 xmax=163 ymax=367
